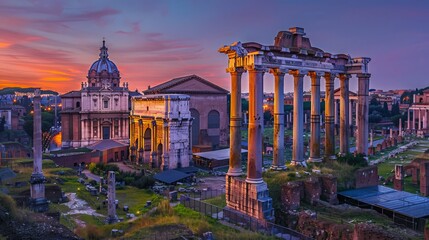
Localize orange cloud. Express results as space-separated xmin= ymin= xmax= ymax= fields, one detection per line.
xmin=0 ymin=42 xmax=11 ymax=48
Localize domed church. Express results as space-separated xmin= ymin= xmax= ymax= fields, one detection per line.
xmin=61 ymin=40 xmax=133 ymax=150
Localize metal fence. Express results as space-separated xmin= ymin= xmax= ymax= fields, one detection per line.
xmin=187 ymin=189 xmax=225 ymax=200
xmin=180 ymin=196 xmax=312 ymax=240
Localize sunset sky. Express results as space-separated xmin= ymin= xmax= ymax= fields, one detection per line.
xmin=0 ymin=0 xmax=428 ymax=94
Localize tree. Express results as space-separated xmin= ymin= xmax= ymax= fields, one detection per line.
xmin=0 ymin=116 xmax=5 ymax=132
xmin=382 ymin=102 xmax=390 ymax=117
xmin=390 ymin=102 xmax=400 ymax=116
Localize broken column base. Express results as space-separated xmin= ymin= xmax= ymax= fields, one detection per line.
xmin=28 ymin=198 xmax=49 ymax=213
xmin=106 ymin=216 xmax=120 ymax=224
xmin=225 ymin=176 xmax=274 ymax=221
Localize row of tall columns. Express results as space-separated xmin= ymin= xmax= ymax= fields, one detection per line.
xmin=407 ymin=108 xmax=429 ymax=131
xmin=227 ymin=68 xmax=370 ymax=176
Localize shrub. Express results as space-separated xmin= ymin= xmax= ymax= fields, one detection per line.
xmin=337 ymin=153 xmax=368 ymax=167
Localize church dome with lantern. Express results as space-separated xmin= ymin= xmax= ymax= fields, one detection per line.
xmin=87 ymin=40 xmax=121 ymax=88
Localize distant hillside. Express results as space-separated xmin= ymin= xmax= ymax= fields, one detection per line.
xmin=0 ymin=87 xmax=58 ymax=96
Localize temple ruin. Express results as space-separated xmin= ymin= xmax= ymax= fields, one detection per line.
xmin=219 ymin=27 xmax=371 ymax=220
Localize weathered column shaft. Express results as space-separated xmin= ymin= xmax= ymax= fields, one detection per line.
xmin=33 ymin=92 xmax=42 ymax=174
xmin=271 ymin=69 xmax=286 ymax=169
xmin=228 ymin=68 xmax=244 ymax=176
xmin=407 ymin=109 xmax=410 ymax=130
xmin=334 ymin=100 xmax=338 ymax=125
xmin=339 ymin=74 xmax=350 ymax=155
xmin=419 ymin=109 xmax=422 ymax=130
xmin=423 ymin=109 xmax=428 ymax=129
xmin=357 ymin=73 xmax=370 ymax=155
xmin=308 ymin=72 xmax=321 ymax=162
xmin=349 ymin=100 xmax=353 ymax=126
xmin=107 ymin=171 xmax=117 ymax=221
xmin=246 ymin=67 xmax=264 ymax=183
xmin=412 ymin=109 xmax=416 ymax=130
xmin=324 ymin=73 xmax=336 ymax=158
xmin=290 ymin=70 xmax=305 ymax=165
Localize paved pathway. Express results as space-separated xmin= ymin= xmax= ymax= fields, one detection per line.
xmin=83 ymin=170 xmax=101 ymax=183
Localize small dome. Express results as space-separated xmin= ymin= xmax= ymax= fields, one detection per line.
xmin=88 ymin=40 xmax=120 ymax=75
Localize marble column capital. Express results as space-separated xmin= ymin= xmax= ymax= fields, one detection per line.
xmin=269 ymin=68 xmax=287 ymax=76
xmin=324 ymin=72 xmax=337 ymax=82
xmin=289 ymin=69 xmax=307 ymax=78
xmin=308 ymin=71 xmax=324 ymax=79
xmin=339 ymin=73 xmax=351 ymax=81
xmin=226 ymin=67 xmax=245 ymax=74
xmin=356 ymin=73 xmax=371 ymax=79
xmin=245 ymin=64 xmax=267 ymax=73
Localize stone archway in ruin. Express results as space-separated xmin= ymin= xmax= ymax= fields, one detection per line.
xmin=144 ymin=128 xmax=152 ymax=163
xmin=219 ymin=27 xmax=371 ymax=221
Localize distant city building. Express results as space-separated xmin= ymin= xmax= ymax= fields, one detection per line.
xmin=144 ymin=75 xmax=228 ymax=150
xmin=0 ymin=105 xmax=25 ymax=130
xmin=61 ymin=41 xmax=136 ymax=148
xmin=407 ymin=89 xmax=429 ymax=136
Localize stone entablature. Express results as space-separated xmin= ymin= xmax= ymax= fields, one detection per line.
xmin=130 ymin=94 xmax=192 ymax=170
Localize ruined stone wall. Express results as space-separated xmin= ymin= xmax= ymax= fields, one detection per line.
xmin=354 ymin=166 xmax=378 ymax=189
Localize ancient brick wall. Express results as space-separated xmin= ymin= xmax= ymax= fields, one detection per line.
xmin=355 ymin=166 xmax=378 ymax=189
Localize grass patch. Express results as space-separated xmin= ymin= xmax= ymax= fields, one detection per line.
xmin=203 ymin=195 xmax=226 ymax=208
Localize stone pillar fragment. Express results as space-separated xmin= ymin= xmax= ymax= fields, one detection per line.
xmin=281 ymin=181 xmax=301 ymax=210
xmin=420 ymin=162 xmax=429 ymax=196
xmin=246 ymin=66 xmax=265 ymax=183
xmin=107 ymin=171 xmax=118 ymax=223
xmin=228 ymin=68 xmax=244 ymax=176
xmin=393 ymin=164 xmax=404 ymax=191
xmin=290 ymin=70 xmax=306 ymax=166
xmin=308 ymin=72 xmax=322 ymax=162
xmin=356 ymin=73 xmax=371 ymax=156
xmin=324 ymin=73 xmax=336 ymax=159
xmin=339 ymin=74 xmax=350 ymax=155
xmin=30 ymin=89 xmax=48 ymax=212
xmin=271 ymin=68 xmax=287 ymax=170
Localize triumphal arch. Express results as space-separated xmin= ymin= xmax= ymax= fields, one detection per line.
xmin=219 ymin=27 xmax=371 ymax=220
xmin=129 ymin=94 xmax=193 ymax=170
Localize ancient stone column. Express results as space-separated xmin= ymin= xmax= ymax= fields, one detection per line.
xmin=290 ymin=70 xmax=306 ymax=166
xmin=324 ymin=73 xmax=336 ymax=159
xmin=308 ymin=72 xmax=322 ymax=162
xmin=349 ymin=100 xmax=353 ymax=126
xmin=246 ymin=66 xmax=265 ymax=183
xmin=107 ymin=171 xmax=118 ymax=223
xmin=356 ymin=73 xmax=371 ymax=156
xmin=335 ymin=99 xmax=340 ymax=126
xmin=161 ymin=120 xmax=170 ymax=170
xmin=150 ymin=120 xmax=157 ymax=167
xmin=399 ymin=118 xmax=402 ymax=136
xmin=271 ymin=68 xmax=286 ymax=170
xmin=412 ymin=109 xmax=416 ymax=130
xmin=138 ymin=119 xmax=144 ymax=164
xmin=419 ymin=109 xmax=422 ymax=130
xmin=30 ymin=89 xmax=48 ymax=212
xmin=407 ymin=109 xmax=411 ymax=130
xmin=394 ymin=164 xmax=404 ymax=191
xmin=425 ymin=110 xmax=428 ymax=129
xmin=228 ymin=68 xmax=244 ymax=176
xmin=339 ymin=74 xmax=350 ymax=155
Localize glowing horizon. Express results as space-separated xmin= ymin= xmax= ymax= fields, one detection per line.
xmin=1 ymin=0 xmax=428 ymax=94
